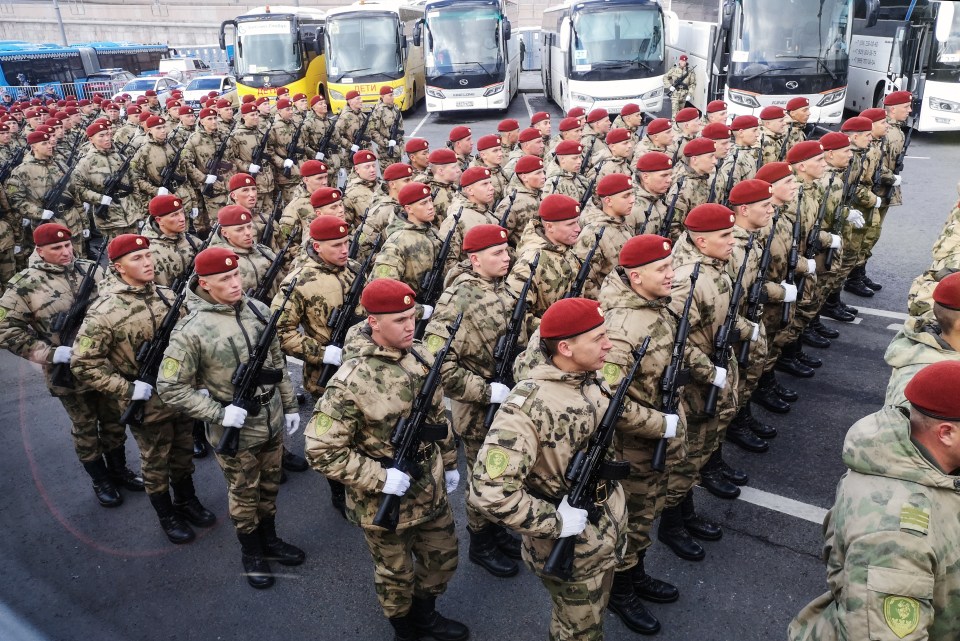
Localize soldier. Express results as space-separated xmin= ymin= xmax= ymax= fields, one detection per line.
xmin=723 ymin=115 xmax=762 ymax=185
xmin=157 ymin=246 xmax=304 ymax=588
xmin=789 ymin=360 xmax=960 ymax=641
xmin=498 ymin=118 xmax=520 ymax=153
xmin=495 ymin=155 xmax=544 ymax=248
xmin=447 ymin=125 xmax=473 ymax=172
xmin=267 ymin=98 xmax=304 ymax=203
xmin=633 ymin=118 xmax=675 ymax=162
xmin=72 ymin=234 xmax=215 ymax=543
xmin=215 ymin=99 xmax=237 ymax=136
xmin=142 ymin=90 xmax=161 ymax=115
xmin=226 ymin=172 xmax=282 ymax=251
xmin=140 ymin=194 xmax=200 ymax=289
xmin=612 ymin=102 xmax=644 ymax=134
xmin=664 ymin=54 xmax=696 ymax=118
xmin=596 ymin=128 xmax=634 ymax=181
xmin=170 ymin=106 xmax=197 ymax=148
xmin=368 ymin=86 xmax=404 ymax=173
xmin=575 ymin=173 xmax=636 ymax=299
xmin=759 ymin=106 xmax=789 ymax=165
xmin=543 ymin=140 xmax=589 ymax=203
xmin=784 ymin=97 xmax=811 ymax=152
xmin=840 ymin=116 xmax=882 ymax=299
xmin=304 ymin=277 xmax=467 ymax=641
xmin=469 ymin=297 xmax=630 ymax=641
xmin=302 ymin=94 xmax=340 ymax=182
xmin=632 ymin=151 xmax=675 ymax=236
xmin=344 ymin=150 xmax=380 ymax=227
xmin=704 ymin=100 xmax=728 ymax=125
xmin=441 ymin=166 xmax=501 ymax=270
xmin=531 ymin=111 xmax=552 ymax=145
xmin=471 ymin=134 xmax=508 ymax=204
xmin=183 ymin=107 xmax=235 ymax=232
xmin=278 ymin=159 xmax=331 ymax=250
xmin=228 ymin=102 xmax=275 ymax=214
xmin=130 ymin=116 xmax=196 ymax=228
xmin=857 ymin=106 xmax=897 ymax=293
xmin=405 ymin=138 xmax=430 ymax=183
xmin=502 ymin=128 xmax=545 ymax=181
xmin=71 ymin=120 xmax=138 ymax=245
xmin=672 ymin=108 xmax=703 ymax=161
xmin=333 ymin=90 xmax=368 ymax=169
xmin=545 ymin=117 xmax=584 ymax=177
xmin=664 ymin=137 xmax=717 ymax=239
xmin=366 ymin=163 xmax=414 ymax=243
xmin=426 ymin=149 xmax=462 ymax=226
xmin=290 ymin=93 xmax=310 ymax=124
xmin=579 ymin=109 xmax=613 ymax=174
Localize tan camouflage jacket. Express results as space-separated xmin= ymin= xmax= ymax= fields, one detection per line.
xmin=870 ymin=137 xmax=897 ymax=204
xmin=632 ymin=137 xmax=672 ymax=166
xmin=501 ymin=148 xmax=525 ymax=181
xmin=883 ymin=317 xmax=959 ymax=408
xmin=130 ymin=139 xmax=195 ymax=216
xmin=365 ymin=194 xmax=402 ymax=245
xmin=428 ymin=179 xmax=458 ymax=226
xmin=573 ymin=212 xmax=633 ymax=300
xmin=6 ymin=153 xmax=84 ymax=235
xmin=267 ymin=117 xmax=302 ymax=185
xmin=169 ymin=123 xmax=194 ymax=149
xmin=493 ymin=180 xmax=540 ymax=248
xmin=343 ymin=174 xmax=378 ymax=227
xmin=112 ymin=122 xmax=140 ymax=151
xmin=882 ymin=118 xmax=906 ymax=206
xmin=227 ymin=123 xmax=276 ymax=196
xmin=542 ymin=170 xmax=589 ymax=203
xmin=302 ymin=112 xmax=339 ymax=168
xmin=726 ymin=143 xmax=759 ymax=184
xmin=666 ymin=163 xmax=711 ymax=238
xmin=630 ymin=184 xmax=669 ymax=236
xmin=368 ymin=102 xmax=404 ymax=163
xmin=140 ymin=217 xmax=200 ymax=288
xmin=849 ymin=148 xmax=881 ymax=212
xmin=508 ymin=222 xmax=581 ymax=322
xmin=209 ymin=233 xmax=278 ymax=300
xmin=759 ymin=128 xmax=787 ymax=165
xmin=72 ymin=147 xmax=139 ymax=232
xmin=371 ymin=215 xmax=442 ymax=298
xmin=579 ymin=131 xmax=612 ymax=177
xmin=181 ymin=128 xmax=232 ymax=198
xmin=785 ymin=122 xmax=807 ymax=153
xmin=439 ymin=195 xmax=500 ymax=270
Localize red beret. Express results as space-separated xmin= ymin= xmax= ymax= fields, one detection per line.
xmin=240 ymin=103 xmax=257 ymax=115
xmin=463 ymin=224 xmax=509 ymax=253
xmin=0 ymin=124 xmax=8 ymax=134
xmin=33 ymin=223 xmax=72 ymax=246
xmin=515 ymin=155 xmax=544 ymax=175
xmin=684 ymin=204 xmax=736 ymax=232
xmin=904 ymin=361 xmax=960 ymax=421
xmin=292 ymin=93 xmax=307 ymax=102
xmin=361 ymin=278 xmax=416 ymax=314
xmin=241 ymin=94 xmax=256 ymax=104
xmin=26 ymin=130 xmax=50 ymax=145
xmin=558 ymin=117 xmax=581 ymax=132
xmin=136 ymin=97 xmax=148 ymax=105
xmin=786 ymin=97 xmax=810 ymax=112
xmin=276 ymin=87 xmax=290 ymax=96
xmin=310 ymin=95 xmax=325 ymax=106
xmin=620 ymin=103 xmax=641 ymax=117
xmin=754 ymin=162 xmax=792 ymax=184
xmin=383 ymin=163 xmax=413 ymax=181
xmin=85 ymin=121 xmax=109 ymax=137
xmin=476 ymin=134 xmax=501 ymax=152
xmin=701 ymin=122 xmax=731 ymax=141
xmin=841 ymin=116 xmax=873 ymax=132
xmin=498 ymin=118 xmax=520 ymax=132
xmin=300 ymin=160 xmax=328 ymax=177
xmin=730 ymin=115 xmax=759 ymax=131
xmin=461 ymin=166 xmax=492 ymax=187
xmin=596 ymin=173 xmax=633 ymax=198
xmin=229 ymin=173 xmax=256 ymax=192
xmin=214 ymin=100 xmax=231 ymax=110
xmin=540 ymin=298 xmax=605 ymax=340
xmin=728 ymin=179 xmax=773 ymax=206
xmin=933 ymin=272 xmax=960 ymax=311
xmin=405 ymin=138 xmax=429 ymax=153
xmin=820 ymin=131 xmax=851 ymax=151
xmin=706 ymin=100 xmax=727 ymax=114
xmin=276 ymin=98 xmax=292 ymax=110
xmin=198 ymin=107 xmax=217 ymax=120
xmin=309 ymin=215 xmax=350 ymax=241
xmin=126 ymin=105 xmax=141 ymax=116
xmin=353 ymin=150 xmax=377 ymax=165
xmin=310 ymin=187 xmax=342 ymax=209
xmin=398 ymin=182 xmax=432 ymax=207
xmin=43 ymin=117 xmax=61 ymax=128
xmin=586 ymin=108 xmax=608 ymax=124
xmin=786 ymin=140 xmax=825 ymax=164
xmin=179 ymin=106 xmax=196 ymax=116
xmin=428 ymin=148 xmax=457 ymax=165
xmin=679 ymin=55 xmax=688 ymax=61
xmin=449 ymin=125 xmax=471 ymax=142
xmin=146 ymin=116 xmax=166 ymax=128
xmin=78 ymin=99 xmax=90 ymax=107
xmin=165 ymin=99 xmax=179 ymax=109
xmin=148 ymin=194 xmax=184 ymax=217
xmin=566 ymin=106 xmax=586 ymax=119
xmin=539 ymin=194 xmax=580 ymax=222
xmin=531 ymin=111 xmax=550 ymax=125
xmin=518 ymin=128 xmax=541 ymax=144
xmin=636 ymin=151 xmax=673 ymax=173
xmin=145 ymin=90 xmax=157 ymax=97
xmin=760 ymin=106 xmax=785 ymax=120
xmin=675 ymin=107 xmax=700 ymax=124
xmin=63 ymin=107 xmax=79 ymax=116
xmin=605 ymin=127 xmax=630 ymax=145
xmin=217 ymin=205 xmax=253 ymax=226
xmin=859 ymin=108 xmax=886 ymax=123
xmin=683 ymin=137 xmax=715 ymax=157
xmin=379 ymin=86 xmax=393 ymax=96
xmin=171 ymin=91 xmax=183 ymax=99
xmin=555 ymin=140 xmax=583 ymax=156
xmin=883 ymin=90 xmax=912 ymax=107
xmin=646 ymin=118 xmax=671 ymax=136
xmin=108 ymin=234 xmax=150 ymax=261
xmin=195 ymin=247 xmax=239 ymax=277
xmin=256 ymin=97 xmax=269 ymax=106
xmin=619 ymin=234 xmax=672 ymax=268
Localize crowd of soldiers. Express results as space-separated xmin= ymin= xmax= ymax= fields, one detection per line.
xmin=0 ymin=75 xmax=950 ymax=640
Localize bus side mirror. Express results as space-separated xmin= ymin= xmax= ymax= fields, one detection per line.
xmin=936 ymin=0 xmax=954 ymax=43
xmin=503 ymin=18 xmax=512 ymax=41
xmin=720 ymin=0 xmax=734 ymax=31
xmin=219 ymin=20 xmax=236 ymax=51
xmin=413 ymin=20 xmax=422 ymax=47
xmin=559 ymin=17 xmax=571 ymax=54
xmin=664 ymin=10 xmax=679 ymax=46
xmin=864 ymin=0 xmax=879 ymax=28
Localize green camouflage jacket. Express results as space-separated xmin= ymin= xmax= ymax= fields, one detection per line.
xmin=72 ymin=147 xmax=138 ymax=232
xmin=508 ymin=222 xmax=581 ymax=322
xmin=883 ymin=317 xmax=959 ymax=408
xmin=439 ymin=195 xmax=500 ymax=270
xmin=574 ymin=211 xmax=633 ymax=300
xmin=493 ymin=180 xmax=541 ymax=249
xmin=343 ymin=173 xmax=378 ymax=227
xmin=368 ymin=102 xmax=404 ymax=163
xmin=140 ymin=217 xmax=200 ymax=288
xmin=371 ymin=214 xmax=442 ymax=298
xmin=228 ymin=123 xmax=276 ymax=196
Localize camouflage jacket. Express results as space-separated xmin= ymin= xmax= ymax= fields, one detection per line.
xmin=304 ymin=323 xmax=457 ymax=530
xmin=883 ymin=118 xmax=906 ymax=206
xmin=181 ymin=128 xmax=233 ymax=198
xmin=870 ymin=137 xmax=897 ymax=202
xmin=333 ymin=108 xmax=367 ymax=161
xmin=542 ymin=170 xmax=589 ymax=203
xmin=267 ymin=117 xmax=302 ymax=184
xmin=501 ymin=148 xmax=525 ymax=182
xmin=883 ymin=317 xmax=959 ymax=408
xmin=6 ymin=153 xmax=84 ymax=234
xmin=573 ymin=211 xmax=633 ymax=300
xmin=278 ymin=189 xmax=317 ymax=253
xmin=343 ymin=174 xmax=378 ymax=227
xmin=667 ymin=164 xmax=711 ymax=238
xmin=371 ymin=215 xmax=442 ymax=298
xmin=368 ymin=102 xmax=404 ymax=162
xmin=209 ymin=233 xmax=278 ymax=300
xmin=169 ymin=123 xmax=194 ymax=149
xmin=759 ymin=129 xmax=788 ymax=165
xmin=366 ymin=194 xmax=402 ymax=246
xmin=130 ymin=139 xmax=195 ymax=215
xmin=228 ymin=123 xmax=276 ymax=196
xmin=493 ymin=180 xmax=540 ymax=248
xmin=72 ymin=147 xmax=138 ymax=232
xmin=439 ymin=195 xmax=500 ymax=270
xmin=630 ymin=185 xmax=669 ymax=236
xmin=664 ymin=64 xmax=696 ymax=94
xmin=848 ymin=148 xmax=881 ymax=212
xmin=632 ymin=137 xmax=672 ymax=166
xmin=597 ymin=155 xmax=633 ymax=182
xmin=908 ymin=200 xmax=960 ymax=317
xmin=112 ymin=122 xmax=140 ymax=152
xmin=140 ymin=217 xmax=200 ymax=288
xmin=302 ymin=112 xmax=339 ymax=164
xmin=789 ymin=406 xmax=960 ymax=641
xmin=508 ymin=222 xmax=582 ymax=322
xmin=785 ymin=122 xmax=807 ymax=153
xmin=428 ymin=179 xmax=457 ymax=226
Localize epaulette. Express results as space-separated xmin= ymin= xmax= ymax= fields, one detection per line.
xmin=504 ymin=380 xmax=537 ymax=408
xmin=899 ymin=495 xmax=931 ymax=537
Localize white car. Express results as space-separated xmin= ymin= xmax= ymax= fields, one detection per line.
xmin=181 ymin=75 xmax=237 ymax=106
xmin=112 ymin=76 xmax=182 ymax=102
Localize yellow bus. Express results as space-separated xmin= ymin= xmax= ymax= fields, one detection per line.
xmin=220 ymin=5 xmax=327 ymax=102
xmin=323 ymin=0 xmax=425 ymax=113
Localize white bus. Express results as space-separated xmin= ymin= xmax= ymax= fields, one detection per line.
xmin=847 ymin=0 xmax=960 ymax=131
xmin=667 ymin=0 xmax=879 ymax=125
xmin=540 ymin=0 xmax=679 ymax=115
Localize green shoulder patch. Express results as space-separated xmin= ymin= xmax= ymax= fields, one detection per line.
xmin=484 ymin=447 xmax=511 ymax=479
xmin=314 ymin=413 xmax=335 ymax=437
xmin=373 ymin=264 xmax=394 ymax=279
xmin=75 ymin=335 xmax=94 ymax=355
xmin=601 ymin=362 xmax=621 ymax=386
xmin=160 ymin=357 xmax=180 ymax=380
xmin=0 ymin=307 xmax=8 ymax=322
xmin=883 ymin=595 xmax=920 ymax=639
xmin=899 ymin=505 xmax=930 ymax=536
xmin=425 ymin=334 xmax=446 ymax=354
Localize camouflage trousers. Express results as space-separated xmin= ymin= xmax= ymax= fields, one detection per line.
xmin=617 ymin=440 xmax=678 ymax=570
xmin=451 ymin=399 xmax=496 ymax=531
xmin=377 ymin=148 xmax=403 ymax=175
xmin=670 ymin=95 xmax=687 ymax=119
xmin=0 ymin=219 xmax=16 ymax=288
xmin=128 ymin=414 xmax=195 ymax=496
xmin=213 ymin=427 xmax=283 ymax=534
xmin=540 ymin=568 xmax=614 ymax=641
xmin=783 ymin=271 xmax=821 ymax=345
xmin=360 ymin=501 xmax=459 ymax=618
xmin=737 ymin=325 xmax=768 ymax=411
xmin=58 ymin=390 xmax=127 ymax=463
xmin=839 ymin=223 xmax=868 ymax=280
xmin=859 ymin=204 xmax=889 ymax=264
xmin=762 ymin=301 xmax=798 ymax=371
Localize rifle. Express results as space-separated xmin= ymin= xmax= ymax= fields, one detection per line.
xmin=892 ymin=119 xmax=914 ymax=175
xmin=386 ymin=117 xmax=402 ymax=159
xmin=215 ymin=278 xmax=298 ymax=457
xmin=706 ymin=166 xmax=721 ymax=204
xmin=804 ymin=173 xmax=837 ymax=264
xmin=41 ymin=160 xmax=77 ymax=215
xmin=579 ymin=167 xmax=601 ymax=211
xmin=652 ymin=263 xmax=699 ymax=472
xmin=250 ymin=119 xmax=275 ymax=168
xmin=0 ymin=145 xmax=25 ymax=183
xmin=260 ymin=191 xmax=284 ymax=246
xmin=314 ymin=116 xmax=337 ymax=161
xmin=49 ymin=244 xmax=107 ymax=387
xmin=777 ymin=134 xmax=789 ymax=162
xmin=704 ymin=232 xmax=754 ymax=417
xmin=282 ymin=116 xmax=308 ymax=178
xmin=782 ymin=212 xmax=803 ymax=328
xmin=579 ymin=137 xmax=596 ymax=175
xmin=201 ymin=131 xmax=231 ymax=197
xmin=871 ymin=139 xmax=886 ymax=191
xmin=497 ymin=190 xmax=517 ymax=228
xmin=719 ymin=148 xmax=740 ymax=207
xmin=172 ymin=223 xmax=219 ymax=294
xmin=248 ymin=232 xmax=296 ymax=303
xmin=414 ymin=207 xmax=462 ymax=339
xmin=92 ymin=152 xmax=134 ymax=220
xmin=542 ymin=337 xmax=650 ymax=580
xmin=373 ymin=312 xmax=464 ymax=532
xmin=825 ymin=162 xmax=855 ymax=270
xmin=657 ymin=177 xmax=685 ymax=238
xmin=348 ymin=204 xmax=373 ymax=260
xmin=159 ymin=140 xmax=187 ymax=191
xmin=637 ymin=196 xmax=659 ymax=235
xmin=483 ymin=252 xmax=539 ymax=431
xmin=350 ymin=111 xmax=372 ymax=165
xmin=738 ymin=211 xmax=781 ymax=368
xmin=565 ymin=228 xmax=604 ymax=299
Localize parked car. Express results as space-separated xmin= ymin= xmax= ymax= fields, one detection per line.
xmin=112 ymin=75 xmax=181 ymax=102
xmin=85 ymin=68 xmax=136 ymax=96
xmin=181 ymin=75 xmax=237 ymax=106
xmin=158 ymin=57 xmax=211 ymax=83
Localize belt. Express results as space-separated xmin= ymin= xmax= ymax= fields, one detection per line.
xmin=374 ymin=443 xmax=436 ymax=469
xmin=527 ymin=481 xmax=616 ymax=525
xmin=252 ymin=387 xmax=276 ymax=406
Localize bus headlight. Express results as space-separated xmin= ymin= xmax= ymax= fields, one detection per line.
xmin=817 ymin=89 xmax=846 ymax=107
xmin=929 ymin=96 xmax=960 ymax=112
xmin=640 ymin=88 xmax=663 ymax=100
xmin=483 ymin=83 xmax=504 ymax=97
xmin=329 ymin=89 xmax=345 ymax=101
xmin=728 ymin=90 xmax=760 ymax=109
xmin=570 ymin=92 xmax=593 ymax=107
xmin=393 ymin=86 xmax=405 ymax=97
xmin=426 ymin=86 xmax=445 ymax=99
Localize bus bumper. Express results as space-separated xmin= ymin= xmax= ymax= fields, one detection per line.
xmin=566 ymin=78 xmax=664 ymax=115
xmin=725 ymin=88 xmax=846 ymax=125
xmin=918 ymin=81 xmax=960 ymax=132
xmin=425 ymin=86 xmax=510 ymax=113
xmin=328 ymin=80 xmax=411 ymax=114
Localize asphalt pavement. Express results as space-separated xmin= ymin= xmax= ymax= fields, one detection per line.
xmin=3 ymin=76 xmax=960 ymax=641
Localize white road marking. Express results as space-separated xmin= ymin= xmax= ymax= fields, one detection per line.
xmin=287 ymin=356 xmax=304 ymax=366
xmin=904 ymin=155 xmax=929 ymax=160
xmin=409 ymin=111 xmax=432 ymax=138
xmin=733 ymin=486 xmax=829 ymax=525
xmin=854 ymin=306 xmax=909 ymax=321
xmin=522 ymin=93 xmax=535 ymax=120
xmin=823 ymin=316 xmax=862 ymax=325
xmin=887 ymin=323 xmax=903 ymax=331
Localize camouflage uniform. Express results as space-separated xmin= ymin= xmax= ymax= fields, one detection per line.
xmin=438 ymin=196 xmax=500 ymax=270
xmin=130 ymin=139 xmax=196 ymax=226
xmin=140 ymin=217 xmax=200 ymax=288
xmin=428 ymin=179 xmax=458 ymax=227
xmin=209 ymin=233 xmax=279 ymax=301
xmin=112 ymin=122 xmax=141 ymax=154
xmin=72 ymin=146 xmax=140 ymax=241
xmin=577 ymin=133 xmax=611 ymax=178
xmin=759 ymin=129 xmax=787 ymax=165
xmin=663 ymin=64 xmax=696 ymax=117
xmin=664 ymin=164 xmax=711 ymax=239
xmin=493 ymin=180 xmax=541 ymax=249
xmin=883 ymin=316 xmax=960 ymax=408
xmin=368 ymin=101 xmax=404 ymax=173
xmin=365 ymin=192 xmax=403 ymax=248
xmin=572 ymin=212 xmax=633 ymax=300
xmin=784 ymin=121 xmax=807 ymax=153
xmin=507 ymin=222 xmax=582 ymax=324
xmin=181 ymin=128 xmax=233 ymax=236
xmin=228 ymin=123 xmax=276 ymax=212
xmin=278 ymin=189 xmax=316 ymax=253
xmin=343 ymin=173 xmax=378 ymax=227
xmin=6 ymin=152 xmax=86 ymax=257
xmin=268 ymin=117 xmax=303 ymax=203
xmin=908 ymin=199 xmax=960 ymax=317
xmin=371 ymin=214 xmax=442 ymax=299
xmin=789 ymin=406 xmax=960 ymax=641
xmin=302 ymin=111 xmax=341 ymax=179
xmin=333 ymin=107 xmax=367 ymax=169
xmin=630 ymin=185 xmax=669 ymax=236
xmin=542 ymin=170 xmax=589 ymax=203
xmin=862 ymin=136 xmax=899 ymax=263
xmin=841 ymin=148 xmax=881 ymax=275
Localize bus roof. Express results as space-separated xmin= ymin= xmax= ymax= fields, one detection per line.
xmin=73 ymin=42 xmax=167 ymax=51
xmin=543 ymin=0 xmax=657 ymax=10
xmin=239 ymin=6 xmax=327 ymax=19
xmin=326 ymin=0 xmax=426 ymax=17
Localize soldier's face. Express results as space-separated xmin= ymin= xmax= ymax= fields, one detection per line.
xmin=313 ymin=236 xmax=350 ymax=267
xmin=695 ymin=228 xmax=735 ymax=261
xmin=651 ymin=130 xmax=673 ymax=147
xmin=534 ymin=120 xmax=551 ymax=137
xmin=798 ymin=154 xmax=827 ymax=179
xmin=563 ymin=325 xmax=612 ymax=372
xmin=739 ymin=127 xmax=759 ymax=146
xmin=115 ymin=249 xmax=155 ymax=285
xmin=409 ymin=149 xmax=430 ymax=170
xmin=826 ymin=147 xmax=852 ymax=168
xmin=872 ymin=120 xmax=888 ymax=137
xmin=707 ymin=111 xmax=727 ymax=124
xmin=223 ymin=222 xmax=254 ymax=249
xmin=312 ymin=100 xmax=328 ymax=117
xmin=481 ymin=146 xmax=504 ymax=167
xmin=404 ymin=197 xmax=435 ymax=224
xmin=741 ymin=199 xmax=774 ymax=230
xmin=629 ymin=257 xmax=674 ymax=299
xmin=889 ymin=103 xmax=910 ymax=121
xmin=611 ymin=139 xmax=633 ymax=159
xmin=522 ymin=168 xmax=546 ymax=190
xmin=471 ymin=243 xmax=511 ymax=279
xmin=625 ymin=112 xmax=644 ymax=128
xmin=348 ymin=96 xmax=363 ymax=111
xmin=764 ymin=117 xmax=786 ymax=134
xmin=305 ymin=173 xmax=328 ymax=192
xmin=295 ymin=99 xmax=308 ymax=111
xmin=505 ymin=129 xmax=519 ymax=145
xmin=592 ymin=118 xmax=611 ymax=135
xmin=150 ymin=124 xmax=168 ymax=141
xmin=278 ymin=107 xmax=293 ymax=121
xmin=562 ymin=128 xmax=583 ymax=143
xmin=389 ymin=177 xmax=413 ymax=198
xmin=201 ymin=116 xmax=219 ymax=133
xmin=523 ymin=137 xmax=545 ymax=157
xmin=31 ymin=139 xmax=54 ymax=158
xmin=544 ymin=218 xmax=580 ymax=247
xmin=641 ymin=169 xmax=672 ymax=195
xmin=36 ymin=240 xmax=74 ymax=265
xmin=713 ymin=139 xmax=731 ymax=158
xmin=771 ymin=175 xmax=798 ymax=203
xmin=381 ymin=93 xmax=395 ymax=107
xmin=370 ymin=308 xmax=416 ymax=350
xmin=356 ymin=162 xmax=378 ymax=181
xmin=201 ymin=269 xmax=244 ymax=305
xmin=258 ymin=103 xmax=271 ymax=115
xmin=242 ymin=112 xmax=260 ymax=128
xmin=219 ymin=108 xmax=234 ymax=121
xmin=454 ymin=137 xmax=473 ymax=155
xmin=790 ymin=106 xmax=811 ymax=124
xmin=157 ymin=209 xmax=187 ymax=235
xmin=604 ymin=190 xmax=635 ymax=217
xmin=183 ymin=114 xmax=198 ymax=127
xmin=558 ymin=154 xmax=582 ymax=172
xmin=0 ymin=131 xmax=11 ymax=144
xmin=467 ymin=179 xmax=495 ymax=205
xmin=848 ymin=131 xmax=871 ymax=149
xmin=690 ymin=152 xmax=716 ymax=175
xmin=434 ymin=162 xmax=461 ymax=184
xmin=232 ymin=186 xmax=258 ymax=209
xmin=318 ymin=201 xmax=346 ymax=219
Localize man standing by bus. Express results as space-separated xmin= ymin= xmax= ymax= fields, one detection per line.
xmin=369 ymin=86 xmax=404 ymax=175
xmin=664 ymin=54 xmax=696 ymax=118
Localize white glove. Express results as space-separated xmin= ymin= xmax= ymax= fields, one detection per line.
xmin=315 ymin=152 xmax=325 ymax=161
xmin=382 ymin=467 xmax=411 ymax=496
xmin=557 ymin=495 xmax=588 ymax=538
xmin=198 ymin=388 xmax=210 ymax=397
xmin=664 ymin=413 xmax=679 ymax=439
xmin=421 ymin=304 xmax=434 ymax=321
xmin=874 ymin=195 xmax=883 ymax=208
xmin=806 ymin=258 xmax=817 ymax=275
xmin=444 ymin=469 xmax=460 ymax=494
xmin=41 ymin=209 xmax=54 ymax=220
xmin=204 ymin=174 xmax=217 ymax=185
xmin=13 ymin=245 xmax=21 ymax=255
xmin=780 ymin=281 xmax=798 ymax=303
xmin=82 ymin=229 xmax=90 ymax=238
xmin=283 ymin=158 xmax=294 ymax=169
xmin=131 ymin=380 xmax=153 ymax=401
xmin=848 ymin=209 xmax=865 ymax=228
xmin=222 ymin=403 xmax=247 ymax=428
xmin=52 ymin=345 xmax=72 ymax=364
xmin=893 ymin=174 xmax=902 ymax=187
xmin=350 ymin=144 xmax=360 ymax=153
xmin=248 ymin=163 xmax=261 ymax=174
xmin=100 ymin=195 xmax=113 ymax=206
xmin=157 ymin=187 xmax=169 ymax=196
xmin=829 ymin=234 xmax=842 ymax=249
xmin=21 ymin=218 xmax=30 ymax=228
xmin=191 ymin=208 xmax=199 ymax=219
xmin=489 ymin=382 xmax=510 ymax=404
xmin=749 ymin=321 xmax=760 ymax=342
xmin=387 ymin=140 xmax=397 ymax=148
xmin=322 ymin=344 xmax=343 ymax=366
xmin=712 ymin=366 xmax=727 ymax=389
xmin=284 ymin=412 xmax=301 ymax=436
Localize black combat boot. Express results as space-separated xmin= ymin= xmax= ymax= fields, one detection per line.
xmin=281 ymin=448 xmax=309 ymax=472
xmin=148 ymin=492 xmax=195 ymax=544
xmin=192 ymin=420 xmax=208 ymax=459
xmin=725 ymin=410 xmax=769 ymax=454
xmin=103 ymin=446 xmax=145 ymax=492
xmin=608 ymin=570 xmax=661 ymax=635
xmin=409 ymin=595 xmax=469 ymax=641
xmin=468 ymin=525 xmax=519 ymax=577
xmin=714 ymin=443 xmax=749 ymax=485
xmin=389 ymin=615 xmax=420 ymax=641
xmin=776 ymin=342 xmax=814 ymax=378
xmin=81 ymin=459 xmax=122 ymax=507
xmin=810 ymin=314 xmax=840 ymax=338
xmin=171 ymin=477 xmax=216 ymax=527
xmin=258 ymin=515 xmax=306 ymax=566
xmin=700 ymin=451 xmax=741 ymax=498
xmin=327 ymin=478 xmax=346 ymax=518
xmin=657 ymin=505 xmax=705 ymax=561
xmin=821 ymin=291 xmax=856 ymax=322
xmin=237 ymin=529 xmax=274 ymax=589
xmin=861 ymin=264 xmax=882 ymax=291
xmin=744 ymin=402 xmax=777 ymax=439
xmin=680 ymin=492 xmax=722 ymax=541
xmin=752 ymin=371 xmax=790 ymax=414
xmin=801 ymin=326 xmax=831 ymax=349
xmin=491 ymin=523 xmax=522 ymax=560
xmin=631 ymin=550 xmax=679 ymax=603
xmin=771 ymin=372 xmax=799 ymax=402
xmin=844 ymin=266 xmax=875 ymax=297
xmin=794 ymin=341 xmax=822 ymax=368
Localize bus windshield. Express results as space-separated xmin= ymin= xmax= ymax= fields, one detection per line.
xmin=425 ymin=4 xmax=502 ymax=75
xmin=570 ymin=4 xmax=664 ymax=80
xmin=326 ymin=12 xmax=402 ymax=81
xmin=934 ymin=5 xmax=960 ymax=69
xmin=235 ymin=20 xmax=300 ymax=75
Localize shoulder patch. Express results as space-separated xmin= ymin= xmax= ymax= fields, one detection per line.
xmin=374 ymin=264 xmax=394 ymax=279
xmin=484 ymin=447 xmax=511 ymax=479
xmin=425 ymin=334 xmax=446 ymax=354
xmin=0 ymin=307 xmax=7 ymax=322
xmin=883 ymin=595 xmax=920 ymax=639
xmin=160 ymin=356 xmax=180 ymax=380
xmin=313 ymin=412 xmax=335 ymax=437
xmin=602 ymin=362 xmax=621 ymax=386
xmin=899 ymin=505 xmax=930 ymax=536
xmin=75 ymin=335 xmax=95 ymax=355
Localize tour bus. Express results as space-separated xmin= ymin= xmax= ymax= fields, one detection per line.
xmin=414 ymin=0 xmax=522 ymax=113
xmin=847 ymin=0 xmax=960 ymax=131
xmin=220 ymin=5 xmax=327 ymax=102
xmin=323 ymin=0 xmax=425 ymax=113
xmin=667 ymin=0 xmax=880 ymax=125
xmin=540 ymin=0 xmax=678 ymax=115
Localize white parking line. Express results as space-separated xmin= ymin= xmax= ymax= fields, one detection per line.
xmin=409 ymin=111 xmax=432 ymax=138
xmin=823 ymin=316 xmax=862 ymax=325
xmin=905 ymin=155 xmax=929 ymax=160
xmin=522 ymin=93 xmax=535 ymax=120
xmin=854 ymin=306 xmax=909 ymax=321
xmin=734 ymin=486 xmax=829 ymax=525
xmin=887 ymin=323 xmax=903 ymax=331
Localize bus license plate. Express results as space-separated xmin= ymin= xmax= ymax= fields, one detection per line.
xmin=456 ymin=100 xmax=473 ymax=108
